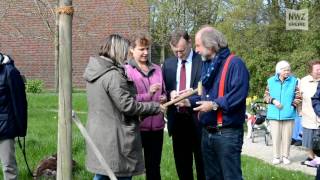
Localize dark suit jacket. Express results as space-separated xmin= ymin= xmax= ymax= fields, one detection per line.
xmin=162 ymin=51 xmax=202 ymax=135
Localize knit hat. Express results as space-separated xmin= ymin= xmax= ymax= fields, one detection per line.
xmin=275 ymin=60 xmax=290 ymax=74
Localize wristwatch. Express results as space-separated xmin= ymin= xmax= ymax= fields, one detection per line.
xmin=211 ymin=101 xmax=218 ymax=111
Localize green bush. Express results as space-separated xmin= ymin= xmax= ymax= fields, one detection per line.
xmin=26 ymin=79 xmax=44 ymax=93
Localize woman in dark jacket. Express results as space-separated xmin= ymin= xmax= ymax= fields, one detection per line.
xmin=84 ymin=34 xmax=163 ymax=180
xmin=312 ymin=82 xmax=320 ymax=180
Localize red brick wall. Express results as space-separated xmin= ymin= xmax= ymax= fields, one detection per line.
xmin=0 ymin=0 xmax=149 ymax=89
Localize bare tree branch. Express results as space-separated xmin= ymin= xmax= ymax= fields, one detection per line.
xmin=39 ymin=0 xmax=56 ymax=17
xmin=33 ymin=0 xmax=54 ymax=37
xmin=0 ymin=0 xmax=13 ymax=22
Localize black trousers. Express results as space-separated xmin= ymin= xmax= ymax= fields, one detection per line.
xmin=171 ymin=113 xmax=205 ymax=180
xmin=141 ymin=129 xmax=164 ymax=180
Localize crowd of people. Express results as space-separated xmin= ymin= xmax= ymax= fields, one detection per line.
xmin=83 ymin=25 xmax=249 ymax=180
xmin=243 ymin=59 xmax=320 ymax=178
xmin=260 ymin=60 xmax=320 ymax=170
xmin=1 ymin=24 xmax=320 ymax=180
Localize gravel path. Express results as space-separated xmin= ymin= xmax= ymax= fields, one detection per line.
xmin=242 ymin=134 xmax=317 ymax=176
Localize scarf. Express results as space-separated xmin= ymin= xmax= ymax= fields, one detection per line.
xmin=201 ymin=48 xmax=231 ymax=89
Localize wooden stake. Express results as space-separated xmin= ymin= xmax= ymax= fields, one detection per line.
xmin=57 ymin=0 xmax=73 ymax=179
xmin=72 ymin=111 xmax=117 ymax=180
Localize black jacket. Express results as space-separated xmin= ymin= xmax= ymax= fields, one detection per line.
xmin=162 ymin=51 xmax=202 ymax=135
xmin=0 ymin=53 xmax=27 ymax=139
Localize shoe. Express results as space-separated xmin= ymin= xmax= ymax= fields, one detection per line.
xmin=305 ymin=160 xmax=317 ymax=168
xmin=272 ymin=158 xmax=281 ymax=165
xmin=283 ymin=157 xmax=291 ymax=165
xmin=301 ymin=157 xmax=313 ymax=165
xmin=294 ymin=140 xmax=302 ymax=146
xmin=305 ymin=157 xmax=320 ymax=168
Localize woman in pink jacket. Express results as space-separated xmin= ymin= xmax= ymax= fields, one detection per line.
xmin=124 ymin=33 xmax=166 ymax=180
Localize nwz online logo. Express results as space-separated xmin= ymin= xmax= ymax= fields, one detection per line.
xmin=286 ymin=9 xmax=308 ymax=30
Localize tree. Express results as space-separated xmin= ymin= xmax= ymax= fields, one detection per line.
xmin=149 ymin=0 xmax=222 ymax=63
xmin=149 ymin=0 xmax=175 ymax=63
xmin=0 ymin=0 xmax=12 ymax=21
xmin=33 ymin=0 xmax=60 ymax=92
xmin=0 ymin=0 xmax=60 ymax=92
xmin=216 ymin=0 xmax=320 ymax=96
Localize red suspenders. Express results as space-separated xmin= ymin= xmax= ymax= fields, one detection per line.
xmin=217 ymin=54 xmax=234 ymax=127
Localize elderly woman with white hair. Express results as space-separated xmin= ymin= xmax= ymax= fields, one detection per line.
xmin=264 ymin=60 xmax=302 ymax=165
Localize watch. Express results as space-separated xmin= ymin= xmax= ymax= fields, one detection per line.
xmin=211 ymin=101 xmax=218 ymax=111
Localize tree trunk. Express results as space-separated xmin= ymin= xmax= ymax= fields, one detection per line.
xmin=57 ymin=0 xmax=73 ymax=179
xmin=160 ymin=44 xmax=165 ymax=64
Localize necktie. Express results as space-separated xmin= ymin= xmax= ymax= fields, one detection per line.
xmin=178 ymin=60 xmax=187 ymax=113
xmin=179 ymin=60 xmax=186 ymax=92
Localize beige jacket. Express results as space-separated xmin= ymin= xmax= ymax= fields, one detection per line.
xmin=299 ymin=75 xmax=320 ymax=129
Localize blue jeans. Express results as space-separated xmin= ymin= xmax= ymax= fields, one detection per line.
xmin=93 ymin=174 xmax=132 ymax=180
xmin=292 ymin=115 xmax=302 ymax=140
xmin=202 ymin=127 xmax=243 ymax=180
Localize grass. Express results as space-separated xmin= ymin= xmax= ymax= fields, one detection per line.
xmin=0 ymin=93 xmax=315 ymax=179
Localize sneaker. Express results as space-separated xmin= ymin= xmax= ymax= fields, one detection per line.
xmin=301 ymin=157 xmax=313 ymax=165
xmin=283 ymin=157 xmax=291 ymax=165
xmin=305 ymin=160 xmax=317 ymax=168
xmin=305 ymin=157 xmax=320 ymax=168
xmin=272 ymin=158 xmax=281 ymax=165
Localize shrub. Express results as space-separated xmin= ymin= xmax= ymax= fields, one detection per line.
xmin=26 ymin=79 xmax=44 ymax=93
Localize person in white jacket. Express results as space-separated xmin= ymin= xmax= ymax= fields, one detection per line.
xmin=299 ymin=60 xmax=320 ymax=166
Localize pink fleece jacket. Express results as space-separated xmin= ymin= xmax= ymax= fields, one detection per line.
xmin=125 ymin=61 xmax=165 ymax=131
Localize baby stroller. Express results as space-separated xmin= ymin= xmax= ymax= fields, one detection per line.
xmin=247 ymin=101 xmax=272 ymax=146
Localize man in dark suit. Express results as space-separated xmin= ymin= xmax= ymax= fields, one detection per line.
xmin=162 ymin=30 xmax=204 ymax=180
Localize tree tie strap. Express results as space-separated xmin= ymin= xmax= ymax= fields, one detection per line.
xmin=56 ymin=6 xmax=74 ymax=15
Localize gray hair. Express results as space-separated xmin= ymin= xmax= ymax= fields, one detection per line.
xmin=199 ymin=26 xmax=228 ymax=52
xmin=99 ymin=34 xmax=129 ymax=65
xmin=275 ymin=60 xmax=290 ymax=74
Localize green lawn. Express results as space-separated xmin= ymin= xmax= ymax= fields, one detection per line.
xmin=0 ymin=93 xmax=314 ymax=179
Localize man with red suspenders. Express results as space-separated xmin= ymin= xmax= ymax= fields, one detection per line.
xmin=177 ymin=26 xmax=249 ymax=180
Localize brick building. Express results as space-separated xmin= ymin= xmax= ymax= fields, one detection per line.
xmin=0 ymin=0 xmax=149 ymax=89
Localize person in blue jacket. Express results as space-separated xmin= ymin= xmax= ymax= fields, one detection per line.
xmin=312 ymin=82 xmax=320 ymax=180
xmin=0 ymin=53 xmax=27 ymax=180
xmin=312 ymin=82 xmax=320 ymax=117
xmin=264 ymin=60 xmax=301 ymax=165
xmin=176 ymin=25 xmax=249 ymax=180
